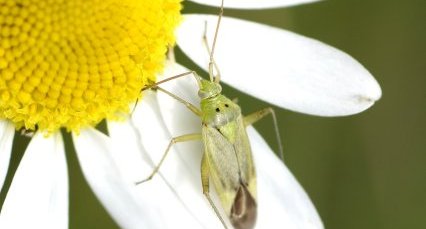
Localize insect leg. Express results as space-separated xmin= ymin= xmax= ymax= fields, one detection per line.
xmin=201 ymin=153 xmax=229 ymax=229
xmin=133 ymin=70 xmax=202 ymax=113
xmin=135 ymin=133 xmax=201 ymax=185
xmin=155 ymin=86 xmax=202 ymax=116
xmin=142 ymin=71 xmax=198 ymax=91
xmin=243 ymin=107 xmax=284 ymax=160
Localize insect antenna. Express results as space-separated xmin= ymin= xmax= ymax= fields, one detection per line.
xmin=203 ymin=0 xmax=224 ymax=83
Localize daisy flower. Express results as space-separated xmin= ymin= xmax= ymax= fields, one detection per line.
xmin=110 ymin=1 xmax=380 ymax=229
xmin=0 ymin=0 xmax=181 ymax=228
xmin=0 ymin=0 xmax=382 ymax=229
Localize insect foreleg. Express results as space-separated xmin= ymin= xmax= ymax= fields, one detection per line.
xmin=201 ymin=154 xmax=229 ymax=229
xmin=135 ymin=133 xmax=202 ymax=185
xmin=143 ymin=71 xmax=197 ymax=92
xmin=243 ymin=107 xmax=284 ymax=160
xmin=132 ymin=70 xmax=202 ymax=113
xmin=155 ymin=86 xmax=202 ymax=116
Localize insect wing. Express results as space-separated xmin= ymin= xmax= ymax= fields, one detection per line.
xmin=202 ymin=124 xmax=240 ymax=214
xmin=202 ymin=115 xmax=257 ymax=229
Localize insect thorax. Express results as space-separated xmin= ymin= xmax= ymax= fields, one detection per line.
xmin=200 ymin=94 xmax=241 ymax=128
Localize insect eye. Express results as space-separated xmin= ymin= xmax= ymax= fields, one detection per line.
xmin=216 ymin=108 xmax=220 ymax=112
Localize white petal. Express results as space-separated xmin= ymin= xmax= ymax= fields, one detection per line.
xmin=248 ymin=127 xmax=323 ymax=229
xmin=188 ymin=0 xmax=320 ymax=9
xmin=106 ymin=119 xmax=149 ymax=183
xmin=0 ymin=120 xmax=14 ymax=192
xmin=132 ymin=91 xmax=225 ymax=229
xmin=107 ymin=118 xmax=203 ymax=229
xmin=0 ymin=132 xmax=68 ymax=229
xmin=177 ymin=15 xmax=382 ymax=116
xmin=73 ymin=128 xmax=166 ymax=229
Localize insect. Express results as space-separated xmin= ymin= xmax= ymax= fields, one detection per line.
xmin=137 ymin=1 xmax=283 ymax=228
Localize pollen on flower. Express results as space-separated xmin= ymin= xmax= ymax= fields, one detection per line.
xmin=0 ymin=0 xmax=182 ymax=133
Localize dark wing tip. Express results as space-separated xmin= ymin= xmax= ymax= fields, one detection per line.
xmin=230 ymin=184 xmax=257 ymax=229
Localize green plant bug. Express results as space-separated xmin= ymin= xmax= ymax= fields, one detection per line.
xmin=136 ymin=1 xmax=283 ymax=228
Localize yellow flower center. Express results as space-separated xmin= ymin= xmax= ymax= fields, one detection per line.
xmin=0 ymin=0 xmax=181 ymax=133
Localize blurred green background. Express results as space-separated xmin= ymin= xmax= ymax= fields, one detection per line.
xmin=1 ymin=1 xmax=425 ymax=229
